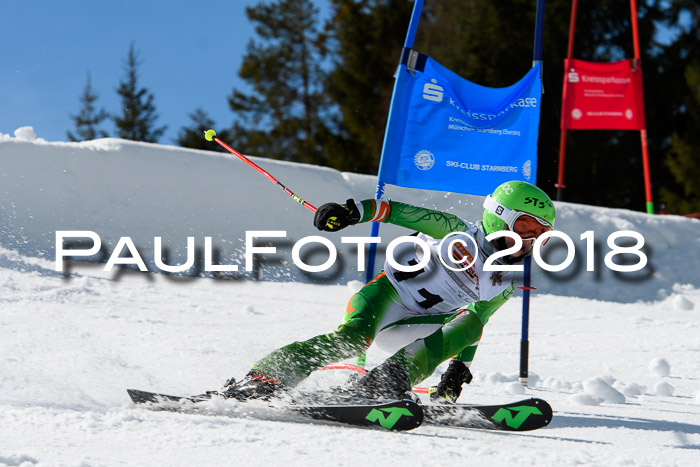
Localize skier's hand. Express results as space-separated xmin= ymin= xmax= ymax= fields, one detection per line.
xmin=429 ymin=360 xmax=472 ymax=403
xmin=314 ymin=199 xmax=360 ymax=232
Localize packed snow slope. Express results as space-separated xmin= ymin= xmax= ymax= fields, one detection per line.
xmin=1 ymin=127 xmax=699 ymax=302
xmin=1 ymin=128 xmax=699 ymax=466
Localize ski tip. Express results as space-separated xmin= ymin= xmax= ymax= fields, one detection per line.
xmin=204 ymin=129 xmax=216 ymax=141
xmin=127 ymin=388 xmax=156 ymax=404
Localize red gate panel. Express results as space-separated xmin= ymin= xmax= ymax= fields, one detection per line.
xmin=561 ymin=58 xmax=646 ymax=130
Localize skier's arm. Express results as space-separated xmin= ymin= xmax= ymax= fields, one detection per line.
xmin=355 ymin=199 xmax=469 ymax=239
xmin=453 ymin=281 xmax=515 ymax=366
xmin=313 ymin=198 xmax=468 ymax=238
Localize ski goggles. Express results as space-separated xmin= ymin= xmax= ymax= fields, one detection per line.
xmin=484 ymin=195 xmax=553 ymax=243
xmin=510 ymin=211 xmax=553 ymax=242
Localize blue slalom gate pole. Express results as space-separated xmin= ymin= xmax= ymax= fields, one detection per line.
xmin=520 ymin=0 xmax=547 ymax=387
xmin=364 ymin=0 xmax=425 ymax=285
xmin=357 ymin=0 xmax=425 ymax=368
xmin=519 ymin=256 xmax=534 ymax=385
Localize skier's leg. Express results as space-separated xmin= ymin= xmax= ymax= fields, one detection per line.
xmin=385 ymin=310 xmax=484 ymax=386
xmin=251 ymin=272 xmax=404 ymax=386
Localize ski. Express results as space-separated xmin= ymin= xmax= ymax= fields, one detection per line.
xmin=422 ymin=397 xmax=552 ymax=431
xmin=127 ymin=389 xmax=207 ymax=404
xmin=126 ymin=389 xmax=423 ymax=431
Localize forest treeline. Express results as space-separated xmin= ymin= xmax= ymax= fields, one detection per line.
xmin=68 ymin=0 xmax=700 ymax=214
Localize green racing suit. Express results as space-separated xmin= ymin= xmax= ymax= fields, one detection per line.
xmin=252 ymin=199 xmax=515 ymax=387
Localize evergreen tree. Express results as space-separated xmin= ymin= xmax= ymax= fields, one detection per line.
xmin=114 ymin=42 xmax=166 ymax=143
xmin=662 ymin=132 xmax=700 ymax=214
xmin=177 ymin=108 xmax=214 ymax=150
xmin=323 ymin=0 xmax=415 ymax=173
xmin=177 ymin=108 xmax=231 ymax=151
xmin=67 ymin=72 xmax=109 ymax=141
xmin=228 ymin=0 xmax=330 ymax=165
xmin=659 ymin=1 xmax=700 ymax=214
xmin=417 ymin=0 xmax=538 ymax=87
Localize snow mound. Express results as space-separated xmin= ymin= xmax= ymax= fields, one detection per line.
xmin=582 ymin=376 xmax=626 ymax=403
xmin=569 ymin=393 xmax=603 ymax=406
xmin=486 ymin=372 xmax=515 ymax=384
xmin=346 ymin=280 xmax=364 ymax=293
xmin=649 ymin=358 xmax=671 ymax=377
xmin=653 ymin=381 xmax=675 ymax=396
xmin=542 ymin=377 xmax=573 ymax=391
xmin=613 ymin=381 xmax=646 ymax=397
xmin=0 ymin=453 xmax=38 ymax=466
xmin=505 ymin=381 xmax=526 ymax=394
xmin=672 ymin=294 xmax=694 ymax=311
xmin=13 ymin=126 xmax=36 ymax=142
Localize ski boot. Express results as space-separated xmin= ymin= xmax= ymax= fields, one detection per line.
xmin=349 ymin=360 xmax=416 ymax=402
xmin=429 ymin=360 xmax=472 ymax=403
xmin=220 ymin=370 xmax=287 ymax=401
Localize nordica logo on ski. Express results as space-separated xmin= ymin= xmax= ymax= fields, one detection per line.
xmin=492 ymin=405 xmax=543 ymax=429
xmin=365 ymin=407 xmax=414 ymax=429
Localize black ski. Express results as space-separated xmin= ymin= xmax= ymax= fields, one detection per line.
xmin=127 ymin=389 xmax=423 ymax=431
xmin=423 ymin=397 xmax=552 ymax=431
xmin=127 ymin=389 xmax=207 ymax=404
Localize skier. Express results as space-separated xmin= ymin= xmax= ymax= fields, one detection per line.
xmin=223 ymin=181 xmax=555 ymax=402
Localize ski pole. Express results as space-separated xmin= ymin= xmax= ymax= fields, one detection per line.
xmin=204 ymin=129 xmax=317 ymax=213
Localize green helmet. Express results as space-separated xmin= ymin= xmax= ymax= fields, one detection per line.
xmin=482 ymin=181 xmax=555 ymax=235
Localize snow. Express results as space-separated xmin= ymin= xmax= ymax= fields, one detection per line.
xmin=2 ymin=128 xmax=698 ymax=302
xmin=1 ymin=129 xmax=700 ymax=466
xmin=12 ymin=126 xmax=37 ymax=142
xmin=673 ymin=294 xmax=695 ymax=311
xmin=649 ymin=358 xmax=671 ymax=377
xmin=653 ymin=381 xmax=675 ymax=397
xmin=582 ymin=377 xmax=626 ymax=403
xmin=504 ymin=381 xmax=526 ymax=395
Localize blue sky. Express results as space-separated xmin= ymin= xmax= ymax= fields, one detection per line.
xmin=0 ymin=0 xmax=327 ymax=145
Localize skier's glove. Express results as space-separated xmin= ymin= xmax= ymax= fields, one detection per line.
xmin=429 ymin=360 xmax=473 ymax=403
xmin=313 ymin=199 xmax=360 ymax=232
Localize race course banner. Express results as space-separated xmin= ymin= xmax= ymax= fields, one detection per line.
xmin=379 ymin=57 xmax=542 ymax=196
xmin=561 ymin=58 xmax=646 ymax=130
